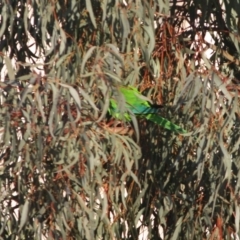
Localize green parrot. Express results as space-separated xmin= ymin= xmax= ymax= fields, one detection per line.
xmin=108 ymin=86 xmax=186 ymax=134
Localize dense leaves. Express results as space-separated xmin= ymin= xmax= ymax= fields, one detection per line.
xmin=0 ymin=0 xmax=240 ymax=239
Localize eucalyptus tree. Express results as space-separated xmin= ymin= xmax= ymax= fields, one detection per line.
xmin=0 ymin=0 xmax=240 ymax=239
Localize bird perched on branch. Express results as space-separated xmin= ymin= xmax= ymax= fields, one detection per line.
xmin=108 ymin=85 xmax=186 ymax=134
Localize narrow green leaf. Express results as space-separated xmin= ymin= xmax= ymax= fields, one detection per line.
xmin=73 ymin=190 xmax=91 ymax=216
xmin=5 ymin=57 xmax=15 ymax=81
xmin=59 ymin=28 xmax=67 ymax=55
xmin=86 ymin=0 xmax=97 ymax=28
xmin=172 ymin=216 xmax=183 ymax=240
xmin=143 ymin=21 xmax=155 ymax=57
xmin=130 ymin=171 xmax=140 ymax=187
xmin=48 ymin=83 xmax=59 ymax=137
xmin=120 ymin=9 xmax=130 ymax=39
xmin=96 ymin=88 xmax=109 ymax=123
xmin=35 ymin=90 xmax=46 ymax=123
xmin=120 ymin=173 xmax=128 ymax=209
xmin=213 ymin=73 xmax=232 ymax=102
xmin=59 ymin=83 xmax=82 ymax=122
xmin=23 ymin=5 xmax=28 ymax=34
xmin=100 ymin=191 xmax=108 ymax=220
xmin=235 ymin=202 xmax=240 ymax=234
xmin=0 ymin=4 xmax=8 ymax=38
xmin=78 ymin=86 xmax=99 ymax=112
xmin=105 ymin=43 xmax=124 ymax=64
xmin=229 ymin=32 xmax=240 ymax=53
xmin=134 ymin=208 xmax=145 ymax=227
xmin=19 ymin=199 xmax=30 ymax=232
xmin=132 ymin=182 xmax=148 ymax=212
xmin=80 ymin=46 xmax=97 ymax=74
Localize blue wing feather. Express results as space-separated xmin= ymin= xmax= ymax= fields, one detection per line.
xmin=128 ymin=104 xmax=162 ymax=115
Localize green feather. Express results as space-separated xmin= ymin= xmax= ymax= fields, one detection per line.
xmin=109 ymin=86 xmax=186 ymax=134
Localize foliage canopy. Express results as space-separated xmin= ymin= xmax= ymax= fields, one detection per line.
xmin=1 ymin=0 xmax=240 ymax=239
